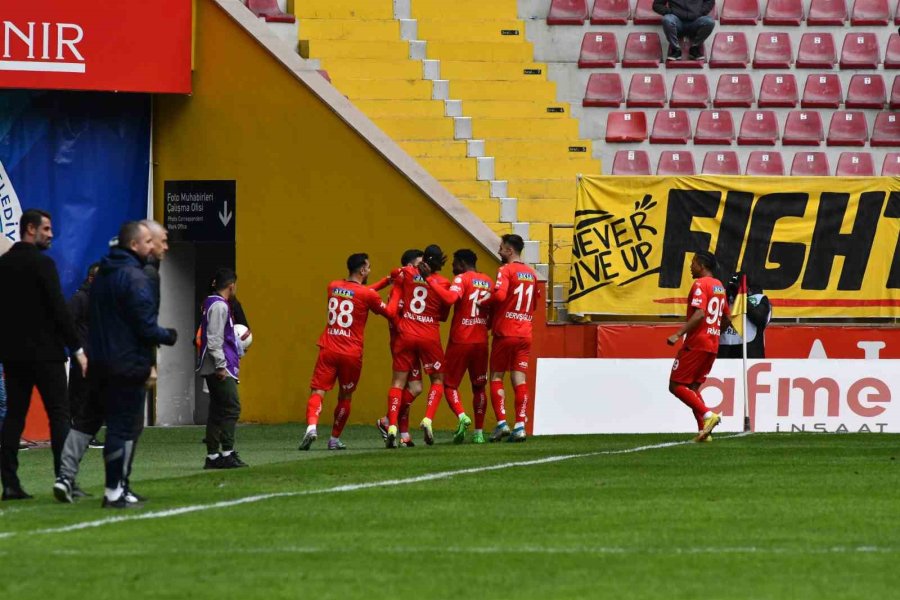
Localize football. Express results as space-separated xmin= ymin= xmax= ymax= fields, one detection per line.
xmin=234 ymin=323 xmax=253 ymax=352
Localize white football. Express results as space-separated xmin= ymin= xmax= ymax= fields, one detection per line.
xmin=234 ymin=324 xmax=253 ymax=352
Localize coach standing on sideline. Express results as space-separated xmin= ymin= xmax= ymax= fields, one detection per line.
xmin=0 ymin=209 xmax=87 ymax=500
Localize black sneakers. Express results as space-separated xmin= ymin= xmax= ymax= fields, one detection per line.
xmin=2 ymin=486 xmax=34 ymax=501
xmin=101 ymin=495 xmax=132 ymax=509
xmin=88 ymin=438 xmax=104 ymax=449
xmin=228 ymin=451 xmax=249 ymax=468
xmin=124 ymin=486 xmax=147 ymax=503
xmin=53 ymin=477 xmax=74 ymax=503
xmin=204 ymin=452 xmax=249 ymax=469
xmin=688 ymin=45 xmax=704 ymax=61
xmin=667 ymin=46 xmax=682 ymax=61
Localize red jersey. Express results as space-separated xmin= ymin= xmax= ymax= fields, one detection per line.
xmin=317 ymin=280 xmax=387 ymax=356
xmin=425 ymin=271 xmax=494 ymax=344
xmin=491 ymin=262 xmax=540 ymax=338
xmin=683 ymin=276 xmax=730 ymax=353
xmin=387 ymin=265 xmax=450 ymax=340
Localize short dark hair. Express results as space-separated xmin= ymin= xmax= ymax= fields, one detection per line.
xmin=400 ymin=249 xmax=423 ymax=267
xmin=117 ymin=221 xmax=147 ymax=249
xmin=695 ymin=250 xmax=717 ymax=273
xmin=423 ymin=244 xmax=447 ymax=272
xmin=453 ymin=249 xmax=477 ymax=268
xmin=501 ymin=234 xmax=525 ymax=254
xmin=20 ymin=209 xmax=51 ymax=235
xmin=212 ymin=267 xmax=237 ymax=291
xmin=347 ymin=253 xmax=369 ymax=275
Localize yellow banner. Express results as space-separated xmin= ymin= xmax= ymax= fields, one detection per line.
xmin=568 ymin=176 xmax=900 ymax=318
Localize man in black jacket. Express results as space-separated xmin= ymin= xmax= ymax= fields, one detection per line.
xmin=67 ymin=263 xmax=101 ymax=444
xmin=0 ymin=209 xmax=87 ymax=500
xmin=718 ymin=272 xmax=772 ymax=359
xmin=653 ymin=0 xmax=715 ymax=61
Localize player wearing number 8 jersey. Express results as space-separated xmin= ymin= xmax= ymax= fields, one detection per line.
xmin=299 ymin=253 xmax=391 ymax=451
xmin=666 ymin=251 xmax=730 ymax=442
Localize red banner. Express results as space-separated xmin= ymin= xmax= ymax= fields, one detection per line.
xmin=0 ymin=1 xmax=191 ymax=93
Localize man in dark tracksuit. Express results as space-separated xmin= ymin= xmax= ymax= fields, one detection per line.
xmin=67 ymin=263 xmax=101 ymax=448
xmin=653 ymin=0 xmax=715 ymax=61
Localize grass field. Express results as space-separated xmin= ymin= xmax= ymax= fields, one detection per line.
xmin=0 ymin=425 xmax=898 ymax=599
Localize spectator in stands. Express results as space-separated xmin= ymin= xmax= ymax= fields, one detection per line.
xmin=653 ymin=0 xmax=715 ymax=61
xmin=718 ymin=272 xmax=771 ymax=359
xmin=68 ymin=262 xmax=102 ymax=449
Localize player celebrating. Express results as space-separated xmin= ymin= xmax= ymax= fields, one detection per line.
xmin=666 ymin=251 xmax=729 ymax=442
xmin=488 ymin=234 xmax=540 ymax=443
xmin=419 ymin=249 xmax=491 ymax=443
xmin=299 ymin=253 xmax=391 ymax=451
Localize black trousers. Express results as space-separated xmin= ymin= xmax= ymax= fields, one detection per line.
xmin=98 ymin=377 xmax=145 ymax=490
xmin=0 ymin=360 xmax=70 ymax=489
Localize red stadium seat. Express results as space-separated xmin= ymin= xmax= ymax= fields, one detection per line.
xmin=694 ymin=110 xmax=736 ymax=144
xmin=702 ymin=151 xmax=741 ymax=174
xmin=547 ymin=0 xmax=588 ymax=24
xmin=670 ymin=74 xmax=710 ymax=108
xmin=881 ymin=152 xmax=900 ymax=174
xmin=796 ymin=33 xmax=837 ymax=69
xmin=801 ymin=73 xmax=843 ymax=108
xmin=753 ymin=32 xmax=793 ymax=68
xmin=845 ymin=74 xmax=886 ymax=109
xmin=247 ymin=0 xmax=296 ymax=23
xmin=578 ymin=32 xmax=619 ymax=68
xmin=657 ymin=150 xmax=697 ymax=175
xmin=745 ymin=151 xmax=785 ymax=175
xmin=627 ymin=73 xmax=667 ymax=107
xmin=622 ymin=32 xmax=663 ymax=68
xmin=590 ymin=0 xmax=630 ymax=24
xmin=632 ymin=0 xmax=663 ymax=24
xmin=807 ymin=0 xmax=848 ymax=24
xmin=827 ymin=111 xmax=869 ymax=146
xmin=667 ymin=40 xmax=708 ymax=70
xmin=583 ymin=73 xmax=624 ymax=107
xmin=709 ymin=32 xmax=750 ymax=68
xmin=782 ymin=110 xmax=824 ymax=145
xmin=850 ymin=0 xmax=890 ymax=24
xmin=790 ymin=152 xmax=831 ymax=175
xmin=611 ymin=150 xmax=651 ymax=174
xmin=650 ymin=109 xmax=692 ymax=143
xmin=606 ymin=111 xmax=648 ymax=142
xmin=738 ymin=110 xmax=779 ymax=145
xmin=763 ymin=0 xmax=804 ymax=25
xmin=714 ymin=74 xmax=755 ymax=107
xmin=885 ymin=34 xmax=900 ymax=69
xmin=835 ymin=152 xmax=875 ymax=175
xmin=721 ymin=0 xmax=760 ymax=24
xmin=871 ymin=112 xmax=900 ymax=146
xmin=758 ymin=73 xmax=799 ymax=107
xmin=840 ymin=33 xmax=880 ymax=69
xmin=891 ymin=75 xmax=900 ymax=108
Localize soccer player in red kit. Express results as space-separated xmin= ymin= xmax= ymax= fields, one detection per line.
xmin=419 ymin=249 xmax=492 ymax=444
xmin=299 ymin=253 xmax=391 ymax=451
xmin=666 ymin=251 xmax=730 ymax=442
xmin=488 ymin=234 xmax=540 ymax=443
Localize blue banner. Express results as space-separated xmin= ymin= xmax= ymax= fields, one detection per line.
xmin=0 ymin=90 xmax=150 ymax=296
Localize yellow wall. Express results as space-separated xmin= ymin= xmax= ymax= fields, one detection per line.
xmin=153 ymin=0 xmax=501 ymax=427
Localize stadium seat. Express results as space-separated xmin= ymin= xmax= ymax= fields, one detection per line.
xmin=753 ymin=32 xmax=793 ymax=68
xmin=611 ymin=150 xmax=651 ymax=174
xmin=845 ymin=74 xmax=886 ymax=109
xmin=835 ymin=151 xmax=875 ymax=175
xmin=745 ymin=151 xmax=785 ymax=175
xmin=702 ymin=151 xmax=741 ymax=174
xmin=670 ymin=74 xmax=710 ymax=108
xmin=871 ymin=112 xmax=900 ymax=146
xmin=826 ymin=111 xmax=869 ymax=146
xmin=590 ymin=0 xmax=630 ymax=24
xmin=694 ymin=110 xmax=736 ymax=144
xmin=881 ymin=152 xmax=900 ymax=174
xmin=657 ymin=150 xmax=697 ymax=175
xmin=709 ymin=32 xmax=750 ymax=68
xmin=850 ymin=0 xmax=890 ymax=24
xmin=790 ymin=151 xmax=831 ymax=175
xmin=720 ymin=0 xmax=760 ymax=24
xmin=578 ymin=32 xmax=619 ymax=68
xmin=763 ymin=0 xmax=804 ymax=25
xmin=738 ymin=110 xmax=779 ymax=145
xmin=782 ymin=110 xmax=824 ymax=145
xmin=606 ymin=111 xmax=648 ymax=142
xmin=884 ymin=34 xmax=900 ymax=69
xmin=650 ymin=109 xmax=692 ymax=143
xmin=622 ymin=32 xmax=663 ymax=68
xmin=632 ymin=0 xmax=663 ymax=24
xmin=714 ymin=74 xmax=755 ymax=107
xmin=807 ymin=0 xmax=848 ymax=24
xmin=796 ymin=33 xmax=837 ymax=69
xmin=667 ymin=40 xmax=708 ymax=69
xmin=801 ymin=73 xmax=843 ymax=108
xmin=583 ymin=73 xmax=624 ymax=107
xmin=758 ymin=74 xmax=799 ymax=107
xmin=247 ymin=0 xmax=296 ymax=23
xmin=840 ymin=33 xmax=880 ymax=69
xmin=891 ymin=76 xmax=900 ymax=108
xmin=627 ymin=73 xmax=667 ymax=107
xmin=547 ymin=0 xmax=588 ymax=24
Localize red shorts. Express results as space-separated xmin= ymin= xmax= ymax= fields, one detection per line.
xmin=670 ymin=347 xmax=717 ymax=386
xmin=390 ymin=336 xmax=422 ymax=382
xmin=490 ymin=336 xmax=531 ymax=373
xmin=444 ymin=342 xmax=488 ymax=388
xmin=310 ymin=348 xmax=363 ymax=392
xmin=392 ymin=333 xmax=445 ymax=375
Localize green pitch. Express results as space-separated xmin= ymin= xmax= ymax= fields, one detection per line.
xmin=1 ymin=426 xmax=898 ymax=599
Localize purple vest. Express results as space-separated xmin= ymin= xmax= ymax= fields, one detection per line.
xmin=196 ymin=295 xmax=240 ymax=379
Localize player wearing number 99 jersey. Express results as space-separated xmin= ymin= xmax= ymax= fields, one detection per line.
xmin=299 ymin=253 xmax=391 ymax=451
xmin=666 ymin=251 xmax=731 ymax=443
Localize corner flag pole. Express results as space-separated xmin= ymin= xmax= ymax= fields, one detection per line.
xmin=740 ymin=274 xmax=751 ymax=432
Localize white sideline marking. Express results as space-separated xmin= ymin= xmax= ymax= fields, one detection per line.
xmin=0 ymin=433 xmax=751 ymax=540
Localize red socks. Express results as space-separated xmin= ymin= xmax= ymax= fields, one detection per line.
xmin=513 ymin=383 xmax=529 ymax=424
xmin=387 ymin=387 xmax=403 ymax=426
xmin=472 ymin=385 xmax=487 ymax=429
xmin=444 ymin=386 xmax=465 ymax=418
xmin=398 ymin=388 xmax=415 ymax=434
xmin=671 ymin=384 xmax=710 ymax=430
xmin=306 ymin=393 xmax=323 ymax=426
xmin=424 ymin=382 xmax=445 ymax=420
xmin=490 ymin=380 xmax=506 ymax=422
xmin=331 ymin=399 xmax=351 ymax=438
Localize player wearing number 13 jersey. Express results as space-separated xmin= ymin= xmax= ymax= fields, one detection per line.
xmin=666 ymin=251 xmax=730 ymax=443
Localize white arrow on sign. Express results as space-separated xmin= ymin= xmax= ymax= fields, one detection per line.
xmin=218 ymin=200 xmax=233 ymax=227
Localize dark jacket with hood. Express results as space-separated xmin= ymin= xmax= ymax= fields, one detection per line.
xmin=68 ymin=279 xmax=92 ymax=352
xmin=653 ymin=0 xmax=714 ymax=21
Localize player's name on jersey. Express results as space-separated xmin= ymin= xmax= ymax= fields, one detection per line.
xmin=404 ymin=313 xmax=436 ymax=324
xmin=460 ymin=317 xmax=488 ymax=327
xmin=327 ymin=327 xmax=352 ymax=338
xmin=504 ymin=311 xmax=534 ymax=322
